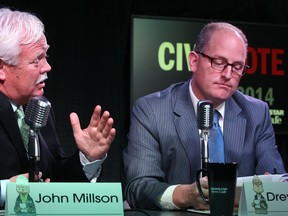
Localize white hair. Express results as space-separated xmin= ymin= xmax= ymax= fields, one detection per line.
xmin=0 ymin=8 xmax=45 ymax=66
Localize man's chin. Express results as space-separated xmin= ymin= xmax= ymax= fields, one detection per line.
xmin=32 ymin=89 xmax=44 ymax=97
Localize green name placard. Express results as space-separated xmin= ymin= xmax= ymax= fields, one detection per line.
xmin=239 ymin=181 xmax=288 ymax=215
xmin=5 ymin=177 xmax=123 ymax=216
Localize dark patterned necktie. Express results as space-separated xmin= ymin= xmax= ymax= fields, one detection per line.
xmin=209 ymin=110 xmax=225 ymax=162
xmin=15 ymin=106 xmax=30 ymax=151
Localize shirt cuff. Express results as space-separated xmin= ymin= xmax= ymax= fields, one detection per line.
xmin=158 ymin=185 xmax=181 ymax=210
xmin=0 ymin=179 xmax=9 ymax=207
xmin=79 ymin=152 xmax=107 ymax=182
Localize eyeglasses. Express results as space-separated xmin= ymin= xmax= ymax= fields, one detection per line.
xmin=197 ymin=52 xmax=250 ymax=76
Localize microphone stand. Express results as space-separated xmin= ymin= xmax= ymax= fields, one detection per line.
xmin=200 ymin=129 xmax=209 ymax=177
xmin=28 ymin=129 xmax=40 ymax=182
xmin=197 ymin=100 xmax=213 ymax=177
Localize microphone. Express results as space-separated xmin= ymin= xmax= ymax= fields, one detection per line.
xmin=25 ymin=96 xmax=51 ymax=182
xmin=197 ymin=100 xmax=213 ymax=174
xmin=25 ymin=96 xmax=51 ymax=131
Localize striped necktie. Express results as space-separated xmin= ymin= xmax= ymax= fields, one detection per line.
xmin=15 ymin=106 xmax=30 ymax=151
xmin=209 ymin=110 xmax=225 ymax=162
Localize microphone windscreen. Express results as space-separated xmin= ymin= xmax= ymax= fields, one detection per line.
xmin=197 ymin=100 xmax=213 ymax=130
xmin=25 ymin=96 xmax=51 ymax=130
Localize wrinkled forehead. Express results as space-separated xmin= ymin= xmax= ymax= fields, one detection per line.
xmin=21 ymin=34 xmax=50 ymax=52
xmin=207 ymin=30 xmax=247 ymax=57
xmin=38 ymin=34 xmax=50 ymax=51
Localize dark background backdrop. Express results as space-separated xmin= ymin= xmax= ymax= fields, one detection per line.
xmin=1 ymin=0 xmax=288 ymax=184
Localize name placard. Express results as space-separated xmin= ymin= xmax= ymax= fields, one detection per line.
xmin=239 ymin=181 xmax=288 ymax=215
xmin=5 ymin=178 xmax=123 ymax=216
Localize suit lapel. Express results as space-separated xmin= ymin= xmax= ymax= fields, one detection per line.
xmin=224 ymin=97 xmax=246 ymax=163
xmin=0 ymin=93 xmax=29 ymax=165
xmin=171 ymin=82 xmax=246 ymax=170
xmin=173 ymin=81 xmax=201 ymax=174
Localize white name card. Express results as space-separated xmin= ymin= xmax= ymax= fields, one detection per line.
xmin=239 ymin=181 xmax=288 ymax=215
xmin=5 ymin=178 xmax=124 ymax=216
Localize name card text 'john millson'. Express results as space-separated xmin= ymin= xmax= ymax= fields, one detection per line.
xmin=34 ymin=193 xmax=119 ymax=203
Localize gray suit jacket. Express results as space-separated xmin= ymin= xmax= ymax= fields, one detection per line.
xmin=123 ymin=79 xmax=286 ymax=209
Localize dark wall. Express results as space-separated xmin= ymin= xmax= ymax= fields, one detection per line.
xmin=1 ymin=0 xmax=288 ymax=183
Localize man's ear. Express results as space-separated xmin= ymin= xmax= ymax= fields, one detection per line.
xmin=188 ymin=51 xmax=199 ymax=72
xmin=0 ymin=60 xmax=6 ymax=81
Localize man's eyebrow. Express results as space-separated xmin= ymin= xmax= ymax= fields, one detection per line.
xmin=46 ymin=44 xmax=50 ymax=50
xmin=213 ymin=55 xmax=245 ymax=64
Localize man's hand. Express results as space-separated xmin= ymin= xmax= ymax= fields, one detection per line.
xmin=9 ymin=172 xmax=50 ymax=182
xmin=70 ymin=105 xmax=116 ymax=162
xmin=173 ymin=177 xmax=209 ymax=210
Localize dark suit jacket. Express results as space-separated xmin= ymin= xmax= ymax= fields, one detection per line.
xmin=123 ymin=79 xmax=286 ymax=209
xmin=0 ymin=92 xmax=88 ymax=182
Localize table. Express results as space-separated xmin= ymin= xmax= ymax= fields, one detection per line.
xmin=124 ymin=209 xmax=205 ymax=216
xmin=1 ymin=209 xmax=205 ymax=216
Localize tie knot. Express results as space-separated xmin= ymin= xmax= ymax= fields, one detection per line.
xmin=15 ymin=107 xmax=25 ymax=119
xmin=213 ymin=110 xmax=220 ymax=125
